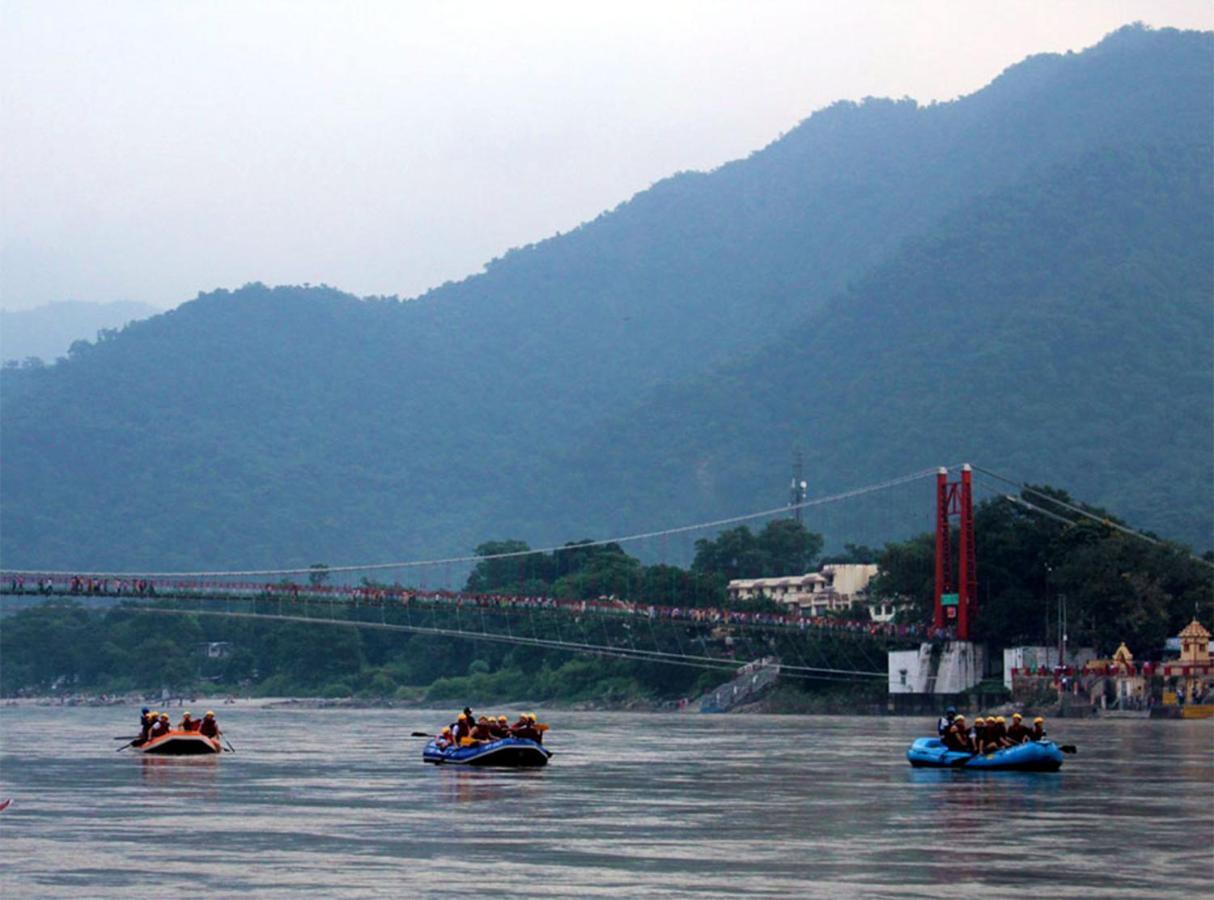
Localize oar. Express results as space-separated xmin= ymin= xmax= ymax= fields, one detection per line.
xmin=113 ymin=735 xmax=138 ymax=741
xmin=410 ymin=731 xmax=433 ymax=738
xmin=116 ymin=740 xmax=137 ymax=752
xmin=1060 ymin=744 xmax=1078 ymax=754
xmin=222 ymin=736 xmax=236 ymax=753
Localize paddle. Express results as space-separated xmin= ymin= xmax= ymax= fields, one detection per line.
xmin=222 ymin=736 xmax=236 ymax=753
xmin=116 ymin=740 xmax=137 ymax=752
xmin=410 ymin=731 xmax=433 ymax=738
xmin=113 ymin=735 xmax=138 ymax=741
xmin=1060 ymin=744 xmax=1078 ymax=754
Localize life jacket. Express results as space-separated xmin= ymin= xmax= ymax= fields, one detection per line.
xmin=942 ymin=725 xmax=968 ymax=752
xmin=199 ymin=718 xmax=219 ymax=738
xmin=1006 ymin=723 xmax=1029 ymax=743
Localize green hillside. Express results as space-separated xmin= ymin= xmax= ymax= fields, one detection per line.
xmin=559 ymin=142 xmax=1213 ymax=549
xmin=1 ymin=25 xmax=1210 ymax=571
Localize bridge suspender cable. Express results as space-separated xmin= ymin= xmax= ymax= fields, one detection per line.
xmin=1 ymin=467 xmax=941 ymax=579
xmin=972 ymin=465 xmax=1213 ymax=569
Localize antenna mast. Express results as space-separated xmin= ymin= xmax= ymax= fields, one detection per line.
xmin=789 ymin=451 xmax=807 ymax=524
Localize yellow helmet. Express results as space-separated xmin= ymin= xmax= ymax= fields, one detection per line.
xmin=996 ymin=716 xmax=1006 ymax=724
xmin=1012 ymin=713 xmax=1022 ymax=720
xmin=205 ymin=711 xmax=215 ymax=717
xmin=498 ymin=716 xmax=507 ymax=722
xmin=954 ymin=714 xmax=966 ymax=722
xmin=1034 ymin=717 xmax=1044 ymax=724
xmin=974 ymin=717 xmax=985 ymax=725
xmin=183 ymin=711 xmax=191 ymax=717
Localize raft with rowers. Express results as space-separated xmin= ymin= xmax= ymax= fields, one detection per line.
xmin=423 ymin=707 xmax=552 ymax=767
xmin=907 ymin=709 xmax=1072 ymax=771
xmin=123 ymin=708 xmax=228 ymax=755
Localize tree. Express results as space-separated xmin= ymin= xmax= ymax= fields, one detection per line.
xmin=692 ymin=520 xmax=823 ymax=580
xmin=465 ymin=540 xmax=552 ymax=593
xmin=756 ymin=519 xmax=824 ymax=574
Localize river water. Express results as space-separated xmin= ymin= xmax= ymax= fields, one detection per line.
xmin=0 ymin=706 xmax=1210 ymax=897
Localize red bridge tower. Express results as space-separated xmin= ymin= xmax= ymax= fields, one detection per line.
xmin=932 ymin=464 xmax=978 ymax=641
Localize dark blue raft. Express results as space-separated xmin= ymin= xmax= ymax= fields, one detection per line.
xmin=906 ymin=737 xmax=1064 ymax=771
xmin=423 ymin=736 xmax=552 ymax=767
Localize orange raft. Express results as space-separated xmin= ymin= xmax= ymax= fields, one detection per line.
xmin=136 ymin=730 xmax=222 ymax=756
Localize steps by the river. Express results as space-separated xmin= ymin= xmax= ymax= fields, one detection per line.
xmin=698 ymin=657 xmax=781 ymax=713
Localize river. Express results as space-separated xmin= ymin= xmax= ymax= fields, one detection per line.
xmin=0 ymin=706 xmax=1210 ymax=897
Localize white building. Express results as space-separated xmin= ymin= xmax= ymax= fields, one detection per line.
xmin=727 ymin=563 xmax=879 ymax=617
xmin=889 ymin=643 xmax=987 ymax=694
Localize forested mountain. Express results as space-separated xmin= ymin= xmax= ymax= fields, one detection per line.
xmin=1 ymin=25 xmax=1210 ymax=572
xmin=556 ymin=142 xmax=1213 ymax=546
xmin=0 ymin=300 xmax=160 ymax=364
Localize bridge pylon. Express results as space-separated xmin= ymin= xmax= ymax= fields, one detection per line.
xmin=932 ymin=464 xmax=978 ymax=641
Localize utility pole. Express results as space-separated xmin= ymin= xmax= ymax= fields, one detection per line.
xmin=789 ymin=451 xmax=807 ymax=523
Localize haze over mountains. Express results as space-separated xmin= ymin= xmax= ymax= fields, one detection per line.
xmin=1 ymin=301 xmax=160 ymax=364
xmin=1 ymin=25 xmax=1210 ymax=572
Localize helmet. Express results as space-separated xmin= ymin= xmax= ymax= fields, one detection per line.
xmin=526 ymin=713 xmax=536 ymax=722
xmin=1012 ymin=713 xmax=1022 ymax=720
xmin=141 ymin=707 xmax=150 ymax=714
xmin=974 ymin=717 xmax=985 ymax=725
xmin=1034 ymin=717 xmax=1044 ymax=724
xmin=498 ymin=716 xmax=507 ymax=722
xmin=996 ymin=716 xmax=1006 ymax=724
xmin=160 ymin=714 xmax=169 ymax=720
xmin=204 ymin=711 xmax=215 ymax=717
xmin=183 ymin=711 xmax=191 ymax=717
xmin=945 ymin=706 xmax=957 ymax=715
xmin=954 ymin=715 xmax=966 ymax=722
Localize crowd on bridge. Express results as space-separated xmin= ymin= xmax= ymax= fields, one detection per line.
xmin=8 ymin=575 xmax=157 ymax=596
xmin=4 ymin=572 xmax=930 ymax=642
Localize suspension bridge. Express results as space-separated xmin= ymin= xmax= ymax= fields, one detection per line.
xmin=0 ymin=463 xmax=1182 ymax=685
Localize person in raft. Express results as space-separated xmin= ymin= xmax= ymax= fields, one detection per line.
xmin=511 ymin=713 xmax=541 ymax=743
xmin=1005 ymin=713 xmax=1031 ymax=743
xmin=936 ymin=706 xmax=958 ymax=736
xmin=178 ymin=711 xmax=199 ymax=732
xmin=135 ymin=707 xmax=154 ymax=745
xmin=1027 ymin=716 xmax=1047 ymax=742
xmin=149 ymin=713 xmax=171 ymax=741
xmin=941 ymin=714 xmax=972 ymax=752
xmin=198 ymin=711 xmax=220 ymax=739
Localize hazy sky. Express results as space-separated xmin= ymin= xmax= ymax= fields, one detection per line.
xmin=2 ymin=1 xmax=1211 ymax=311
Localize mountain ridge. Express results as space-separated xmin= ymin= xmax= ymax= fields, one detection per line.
xmin=1 ymin=24 xmax=1210 ymax=570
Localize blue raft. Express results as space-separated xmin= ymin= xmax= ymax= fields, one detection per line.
xmin=906 ymin=737 xmax=1064 ymax=771
xmin=423 ymin=736 xmax=551 ymax=767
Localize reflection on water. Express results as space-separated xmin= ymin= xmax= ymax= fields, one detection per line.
xmin=0 ymin=707 xmax=1210 ymax=897
xmin=139 ymin=754 xmax=222 ymax=798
